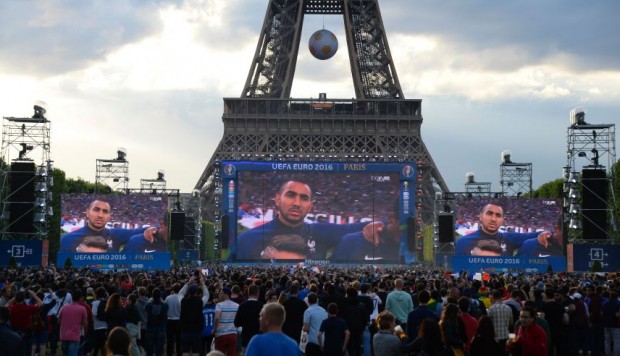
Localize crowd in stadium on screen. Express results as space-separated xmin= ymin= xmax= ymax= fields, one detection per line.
xmin=1 ymin=263 xmax=620 ymax=355
xmin=60 ymin=194 xmax=167 ymax=234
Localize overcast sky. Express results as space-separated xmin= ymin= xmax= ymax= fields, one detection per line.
xmin=1 ymin=0 xmax=618 ymax=194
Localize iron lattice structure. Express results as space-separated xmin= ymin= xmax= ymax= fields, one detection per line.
xmin=95 ymin=159 xmax=129 ymax=193
xmin=195 ymin=0 xmax=449 ymax=245
xmin=500 ymin=162 xmax=533 ymax=197
xmin=0 ymin=109 xmax=52 ymax=240
xmin=565 ymin=123 xmax=617 ymax=243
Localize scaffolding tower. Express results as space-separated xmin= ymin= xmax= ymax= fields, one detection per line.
xmin=95 ymin=148 xmax=129 ymax=193
xmin=0 ymin=105 xmax=52 ymax=239
xmin=565 ymin=115 xmax=617 ymax=243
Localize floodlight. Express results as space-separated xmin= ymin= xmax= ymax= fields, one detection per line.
xmin=501 ymin=150 xmax=512 ymax=164
xmin=116 ymin=147 xmax=127 ymax=161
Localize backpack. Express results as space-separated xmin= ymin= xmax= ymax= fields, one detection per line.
xmin=148 ymin=302 xmax=165 ymax=325
xmin=96 ymin=299 xmax=107 ymax=322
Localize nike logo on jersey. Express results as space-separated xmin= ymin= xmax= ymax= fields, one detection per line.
xmin=144 ymin=249 xmax=157 ymax=253
xmin=538 ymin=254 xmax=550 ymax=257
xmin=364 ymin=255 xmax=383 ymax=261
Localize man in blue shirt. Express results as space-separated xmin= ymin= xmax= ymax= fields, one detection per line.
xmin=60 ymin=199 xmax=156 ymax=252
xmin=455 ymin=203 xmax=552 ymax=256
xmin=236 ymin=180 xmax=384 ymax=260
xmin=303 ymin=292 xmax=328 ymax=356
xmin=518 ymin=225 xmax=563 ymax=257
xmin=245 ymin=302 xmax=301 ymax=356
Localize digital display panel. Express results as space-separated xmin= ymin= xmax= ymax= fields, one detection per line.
xmin=60 ymin=193 xmax=169 ymax=253
xmin=451 ymin=196 xmax=566 ymax=273
xmin=222 ymin=161 xmax=417 ymax=263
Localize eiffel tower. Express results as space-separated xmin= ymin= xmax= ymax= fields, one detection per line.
xmin=195 ymin=0 xmax=449 ymax=229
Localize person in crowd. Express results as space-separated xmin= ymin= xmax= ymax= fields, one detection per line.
xmin=487 ymin=288 xmax=513 ymax=351
xmin=91 ymin=287 xmax=109 ymax=356
xmin=541 ymin=288 xmax=570 ymax=355
xmin=105 ymin=293 xmax=127 ymax=333
xmin=0 ymin=306 xmax=22 ymax=355
xmin=439 ymin=303 xmax=466 ymax=356
xmin=165 ymin=283 xmax=183 ymax=356
xmin=455 ymin=203 xmax=554 ymax=256
xmin=407 ymin=318 xmax=449 ymax=355
xmin=514 ymin=301 xmax=551 ymax=356
xmin=318 ymin=303 xmax=350 ymax=356
xmin=7 ymin=289 xmax=43 ymax=355
xmin=106 ymin=326 xmax=131 ymax=356
xmin=144 ymin=288 xmax=168 ymax=356
xmin=181 ymin=284 xmax=207 ymax=356
xmin=506 ymin=306 xmax=548 ymax=356
xmin=342 ymin=286 xmax=370 ymax=356
xmin=470 ymin=315 xmax=503 ymax=355
xmin=125 ymin=294 xmax=142 ymax=356
xmin=234 ymin=284 xmax=263 ymax=353
xmin=303 ymin=292 xmax=328 ymax=356
xmin=372 ymin=310 xmax=405 ymax=356
xmin=213 ymin=287 xmax=239 ymax=356
xmin=602 ymin=288 xmax=620 ymax=356
xmin=60 ymin=199 xmax=157 ymax=252
xmin=282 ymin=283 xmax=308 ymax=345
xmin=457 ymin=296 xmax=477 ymax=354
xmin=58 ymin=289 xmax=89 ymax=356
xmin=236 ymin=180 xmax=385 ymax=260
xmin=244 ymin=301 xmax=301 ymax=356
xmin=406 ymin=290 xmax=438 ymax=341
xmin=385 ymin=279 xmax=413 ymax=330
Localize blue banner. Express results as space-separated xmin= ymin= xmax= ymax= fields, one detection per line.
xmin=178 ymin=249 xmax=200 ymax=262
xmin=452 ymin=255 xmax=566 ymax=273
xmin=0 ymin=240 xmax=43 ymax=266
xmin=572 ymin=244 xmax=620 ymax=272
xmin=57 ymin=252 xmax=171 ymax=270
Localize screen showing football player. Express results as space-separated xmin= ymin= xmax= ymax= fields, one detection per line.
xmin=455 ymin=202 xmax=553 ymax=256
xmin=123 ymin=212 xmax=169 ymax=253
xmin=236 ymin=179 xmax=384 ymax=260
xmin=517 ymin=221 xmax=563 ymax=257
xmin=330 ymin=200 xmax=401 ymax=262
xmin=60 ymin=199 xmax=157 ymax=252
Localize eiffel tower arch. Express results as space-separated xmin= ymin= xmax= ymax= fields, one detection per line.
xmin=195 ymin=0 xmax=449 ymax=247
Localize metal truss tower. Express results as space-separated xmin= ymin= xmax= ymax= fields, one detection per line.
xmin=95 ymin=148 xmax=129 ymax=193
xmin=195 ymin=0 xmax=449 ymax=246
xmin=565 ymin=119 xmax=617 ymax=243
xmin=1 ymin=105 xmax=53 ymax=240
xmin=499 ymin=163 xmax=532 ymax=197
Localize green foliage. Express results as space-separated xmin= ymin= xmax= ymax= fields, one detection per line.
xmin=531 ymin=178 xmax=565 ymax=199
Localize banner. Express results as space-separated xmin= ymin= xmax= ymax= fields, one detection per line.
xmin=451 ymin=255 xmax=566 ymax=273
xmin=0 ymin=240 xmax=42 ymax=266
xmin=57 ymin=252 xmax=171 ymax=270
xmin=572 ymin=244 xmax=620 ymax=272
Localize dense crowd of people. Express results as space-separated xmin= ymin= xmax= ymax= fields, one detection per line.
xmin=1 ymin=264 xmax=619 ymax=356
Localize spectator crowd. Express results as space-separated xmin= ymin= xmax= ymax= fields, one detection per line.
xmin=1 ymin=264 xmax=620 ymax=356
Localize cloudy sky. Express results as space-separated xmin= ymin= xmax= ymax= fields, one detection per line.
xmin=1 ymin=0 xmax=619 ymax=194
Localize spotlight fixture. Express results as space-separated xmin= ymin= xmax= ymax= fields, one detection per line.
xmin=116 ymin=147 xmax=127 ymax=161
xmin=568 ymin=218 xmax=581 ymax=230
xmin=465 ymin=172 xmax=475 ymax=184
xmin=157 ymin=170 xmax=165 ymax=181
xmin=18 ymin=143 xmax=34 ymax=160
xmin=501 ymin=150 xmax=512 ymax=164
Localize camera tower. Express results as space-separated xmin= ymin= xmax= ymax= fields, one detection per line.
xmin=195 ymin=0 xmax=449 ymax=250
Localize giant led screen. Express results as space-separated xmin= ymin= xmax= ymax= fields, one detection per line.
xmin=451 ymin=196 xmax=566 ymax=272
xmin=60 ymin=193 xmax=169 ymax=253
xmin=222 ymin=161 xmax=418 ymax=263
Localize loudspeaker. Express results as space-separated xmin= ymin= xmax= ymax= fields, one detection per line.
xmin=220 ymin=215 xmax=229 ymax=249
xmin=169 ymin=211 xmax=186 ymax=240
xmin=582 ymin=168 xmax=608 ymax=239
xmin=9 ymin=162 xmax=36 ymax=233
xmin=407 ymin=217 xmax=416 ymax=251
xmin=182 ymin=216 xmax=196 ymax=249
xmin=437 ymin=214 xmax=454 ymax=243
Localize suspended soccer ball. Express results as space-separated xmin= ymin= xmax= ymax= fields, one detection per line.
xmin=309 ymin=29 xmax=338 ymax=60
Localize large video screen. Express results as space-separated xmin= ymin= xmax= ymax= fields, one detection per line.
xmin=222 ymin=161 xmax=417 ymax=263
xmin=60 ymin=194 xmax=169 ymax=253
xmin=453 ymin=196 xmax=564 ymax=257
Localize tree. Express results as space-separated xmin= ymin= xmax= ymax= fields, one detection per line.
xmin=531 ymin=178 xmax=564 ymax=199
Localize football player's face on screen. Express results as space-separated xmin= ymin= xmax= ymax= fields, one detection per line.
xmin=275 ymin=181 xmax=313 ymax=226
